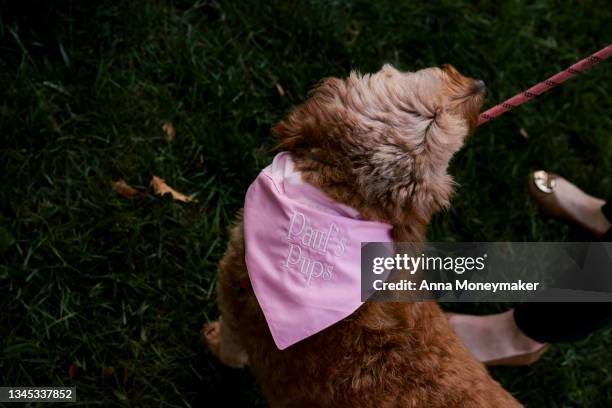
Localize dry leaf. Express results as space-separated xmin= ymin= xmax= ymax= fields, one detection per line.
xmin=162 ymin=122 xmax=176 ymax=141
xmin=111 ymin=179 xmax=144 ymax=199
xmin=150 ymin=176 xmax=196 ymax=203
xmin=275 ymin=83 xmax=285 ymax=97
xmin=519 ymin=128 xmax=529 ymax=139
xmin=68 ymin=363 xmax=78 ymax=380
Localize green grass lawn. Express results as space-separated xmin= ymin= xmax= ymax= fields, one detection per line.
xmin=1 ymin=1 xmax=611 ymax=406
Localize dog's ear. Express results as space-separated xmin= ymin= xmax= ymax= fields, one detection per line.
xmin=272 ymin=77 xmax=346 ymax=151
xmin=422 ymin=108 xmax=466 ymax=157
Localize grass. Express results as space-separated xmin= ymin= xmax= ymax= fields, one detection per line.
xmin=1 ymin=0 xmax=611 ymax=406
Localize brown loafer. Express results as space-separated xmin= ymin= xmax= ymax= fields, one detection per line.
xmin=484 ymin=344 xmax=549 ymax=367
xmin=527 ymin=170 xmax=565 ymax=219
xmin=445 ymin=311 xmax=549 ymax=367
xmin=527 ymin=170 xmax=608 ymax=237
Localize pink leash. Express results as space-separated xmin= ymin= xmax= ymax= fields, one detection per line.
xmin=478 ymin=44 xmax=612 ymax=126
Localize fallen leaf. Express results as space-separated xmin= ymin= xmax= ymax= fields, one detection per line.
xmin=162 ymin=122 xmax=176 ymax=141
xmin=68 ymin=363 xmax=78 ymax=379
xmin=150 ymin=176 xmax=196 ymax=203
xmin=111 ymin=179 xmax=144 ymax=199
xmin=519 ymin=128 xmax=529 ymax=139
xmin=275 ymin=83 xmax=285 ymax=97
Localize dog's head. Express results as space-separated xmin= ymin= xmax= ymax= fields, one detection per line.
xmin=273 ymin=64 xmax=486 ymax=239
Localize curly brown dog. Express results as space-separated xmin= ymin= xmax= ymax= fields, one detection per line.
xmin=204 ymin=64 xmax=521 ymax=407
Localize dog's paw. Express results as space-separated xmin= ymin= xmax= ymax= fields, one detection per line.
xmin=202 ymin=321 xmax=221 ymax=356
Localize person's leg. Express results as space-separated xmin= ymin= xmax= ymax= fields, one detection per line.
xmin=513 ymin=200 xmax=612 ymax=343
xmin=448 ymin=175 xmax=612 ymax=364
xmin=602 ymin=200 xmax=612 ymax=240
xmin=449 ymin=301 xmax=612 ymax=364
xmin=513 ymin=303 xmax=612 ymax=343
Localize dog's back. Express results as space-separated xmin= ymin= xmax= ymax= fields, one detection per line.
xmin=215 ymin=220 xmax=520 ymax=407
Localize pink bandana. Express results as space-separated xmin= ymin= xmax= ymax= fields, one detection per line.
xmin=243 ymin=152 xmax=393 ymax=350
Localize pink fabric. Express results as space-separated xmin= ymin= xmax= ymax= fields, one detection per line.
xmin=243 ymin=152 xmax=393 ymax=350
xmin=479 ymin=44 xmax=612 ymax=125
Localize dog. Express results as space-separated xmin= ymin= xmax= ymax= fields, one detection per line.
xmin=203 ymin=64 xmax=521 ymax=407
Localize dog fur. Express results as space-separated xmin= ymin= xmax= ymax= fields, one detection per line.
xmin=204 ymin=64 xmax=521 ymax=407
